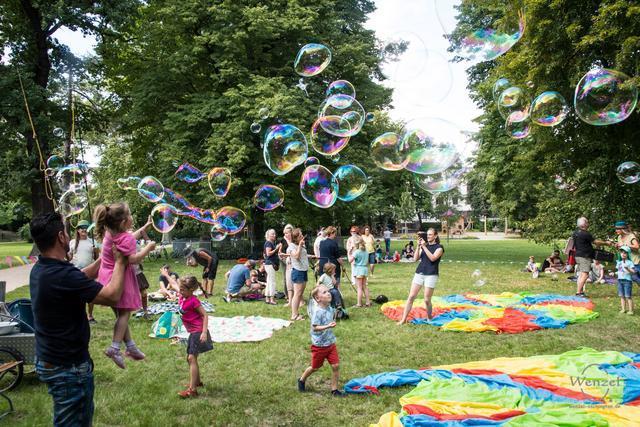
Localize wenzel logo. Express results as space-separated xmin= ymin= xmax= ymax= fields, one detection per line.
xmin=570 ymin=363 xmax=624 ymax=403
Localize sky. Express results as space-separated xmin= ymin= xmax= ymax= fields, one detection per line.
xmin=52 ymin=0 xmax=480 ymax=164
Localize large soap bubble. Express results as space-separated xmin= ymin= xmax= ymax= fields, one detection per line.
xmin=46 ymin=155 xmax=65 ymax=170
xmin=318 ymin=95 xmax=366 ymax=138
xmin=326 ymin=80 xmax=355 ymax=103
xmin=370 ymin=132 xmax=408 ymax=171
xmin=210 ymin=224 xmax=227 ymax=242
xmin=400 ymin=118 xmax=465 ymax=175
xmin=300 ymin=165 xmax=339 ymax=208
xmin=497 ymin=86 xmax=529 ymax=119
xmin=207 ymin=167 xmax=232 ymax=198
xmin=310 ymin=117 xmax=350 ymax=156
xmin=55 ymin=163 xmax=89 ymax=193
xmin=263 ymin=125 xmax=308 ymax=175
xmin=456 ymin=11 xmax=526 ymax=63
xmin=186 ymin=208 xmax=217 ymax=225
xmin=175 ymin=162 xmax=205 ymax=183
xmin=294 ymin=43 xmax=332 ymax=77
xmin=493 ymin=78 xmax=511 ymax=102
xmin=137 ymin=176 xmax=164 ymax=203
xmin=304 ymin=156 xmax=319 ymax=167
xmin=216 ymin=206 xmax=246 ymax=235
xmin=530 ymin=91 xmax=569 ymax=127
xmin=574 ymin=67 xmax=638 ymax=126
xmin=254 ymin=185 xmax=285 ymax=211
xmin=161 ymin=187 xmax=194 ymax=215
xmin=616 ymin=161 xmax=640 ymax=184
xmin=117 ymin=176 xmax=141 ymax=191
xmin=334 ymin=165 xmax=367 ymax=202
xmin=415 ymin=167 xmax=468 ymax=194
xmin=505 ymin=112 xmax=531 ymax=139
xmin=151 ymin=203 xmax=179 ymax=233
xmin=58 ymin=187 xmax=88 ymax=218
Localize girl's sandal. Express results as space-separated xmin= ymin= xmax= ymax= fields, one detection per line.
xmin=294 ymin=315 xmax=305 ymax=321
xmin=365 ymin=303 xmax=372 ymax=308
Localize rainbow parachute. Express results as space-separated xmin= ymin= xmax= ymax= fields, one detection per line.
xmin=345 ymin=348 xmax=640 ymax=426
xmin=381 ymin=293 xmax=598 ymax=333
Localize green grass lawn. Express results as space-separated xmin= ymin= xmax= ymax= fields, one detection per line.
xmin=0 ymin=242 xmax=32 ymax=258
xmin=5 ymin=240 xmax=639 ymax=426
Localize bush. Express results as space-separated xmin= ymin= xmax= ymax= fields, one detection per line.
xmin=19 ymin=223 xmax=32 ymax=242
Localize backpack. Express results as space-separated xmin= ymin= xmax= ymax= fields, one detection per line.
xmin=149 ymin=311 xmax=183 ymax=339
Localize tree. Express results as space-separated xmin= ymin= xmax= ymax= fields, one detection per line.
xmin=97 ymin=0 xmax=400 ymax=239
xmin=449 ymin=0 xmax=640 ymax=242
xmin=0 ymin=0 xmax=138 ymax=221
xmin=396 ymin=190 xmax=416 ymax=234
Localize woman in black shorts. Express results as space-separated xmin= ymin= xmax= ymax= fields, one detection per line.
xmin=186 ymin=247 xmax=219 ymax=297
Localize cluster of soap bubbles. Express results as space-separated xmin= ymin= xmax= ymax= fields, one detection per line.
xmin=45 ymin=155 xmax=91 ymax=218
xmin=250 ymin=107 xmax=271 ymax=134
xmin=298 ymin=163 xmax=368 ymax=209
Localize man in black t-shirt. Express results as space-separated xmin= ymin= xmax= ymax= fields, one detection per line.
xmin=30 ymin=212 xmax=128 ymax=427
xmin=573 ymin=217 xmax=606 ymax=297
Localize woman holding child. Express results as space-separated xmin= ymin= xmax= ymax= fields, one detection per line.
xmin=397 ymin=229 xmax=444 ymax=325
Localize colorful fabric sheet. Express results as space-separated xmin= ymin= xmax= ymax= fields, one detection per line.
xmin=134 ymin=300 xmax=215 ymax=317
xmin=381 ymin=293 xmax=598 ymax=333
xmin=344 ymin=348 xmax=640 ymax=426
xmin=176 ymin=316 xmax=291 ymax=343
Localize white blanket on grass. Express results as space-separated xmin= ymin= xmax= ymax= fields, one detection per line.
xmin=176 ymin=316 xmax=291 ymax=343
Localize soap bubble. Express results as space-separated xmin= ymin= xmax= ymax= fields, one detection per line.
xmin=151 ymin=203 xmax=179 ymax=233
xmin=527 ymin=80 xmax=535 ymax=88
xmin=187 ymin=208 xmax=217 ymax=225
xmin=174 ymin=162 xmax=205 ymax=183
xmin=300 ymin=165 xmax=339 ymax=208
xmin=55 ymin=163 xmax=89 ymax=193
xmin=46 ymin=155 xmax=65 ymax=170
xmin=258 ymin=107 xmax=269 ymax=120
xmin=493 ymin=78 xmax=511 ymax=102
xmin=216 ymin=206 xmax=246 ymax=235
xmin=254 ymin=185 xmax=285 ymax=211
xmin=58 ymin=187 xmax=88 ymax=218
xmin=318 ymin=95 xmax=366 ymax=138
xmin=263 ymin=124 xmax=308 ymax=175
xmin=574 ymin=67 xmax=638 ymax=126
xmin=294 ymin=43 xmax=332 ymax=77
xmin=471 ymin=269 xmax=486 ymax=287
xmin=137 ymin=176 xmax=165 ymax=203
xmin=415 ymin=167 xmax=468 ymax=194
xmin=616 ymin=161 xmax=640 ymax=184
xmin=250 ymin=122 xmax=261 ymax=134
xmin=456 ymin=10 xmax=526 ymax=63
xmin=505 ymin=112 xmax=531 ymax=139
xmin=380 ymin=32 xmax=428 ymax=82
xmin=310 ymin=117 xmax=350 ymax=156
xmin=207 ymin=167 xmax=232 ymax=198
xmin=53 ymin=127 xmax=65 ymax=138
xmin=366 ymin=112 xmax=375 ymax=122
xmin=530 ymin=91 xmax=570 ymax=127
xmin=161 ymin=187 xmax=195 ymax=214
xmin=330 ymin=154 xmax=340 ymax=163
xmin=334 ymin=165 xmax=367 ymax=202
xmin=171 ymin=160 xmax=180 ymax=168
xmin=210 ymin=224 xmax=227 ymax=242
xmin=117 ymin=176 xmax=141 ymax=191
xmin=45 ymin=168 xmax=55 ymax=177
xmin=304 ymin=156 xmax=319 ymax=167
xmin=371 ymin=132 xmax=408 ymax=171
xmin=400 ymin=118 xmax=464 ymax=175
xmin=497 ymin=87 xmax=529 ymax=119
xmin=326 ymin=80 xmax=356 ymax=104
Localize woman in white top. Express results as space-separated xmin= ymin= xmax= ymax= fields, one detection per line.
xmin=288 ymin=228 xmax=309 ymax=321
xmin=68 ymin=220 xmax=98 ymax=322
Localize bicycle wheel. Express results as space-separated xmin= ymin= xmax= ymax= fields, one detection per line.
xmin=0 ymin=348 xmax=24 ymax=392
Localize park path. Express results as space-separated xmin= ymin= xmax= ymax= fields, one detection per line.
xmin=0 ymin=264 xmax=32 ymax=295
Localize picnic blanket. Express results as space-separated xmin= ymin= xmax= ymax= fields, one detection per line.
xmin=171 ymin=316 xmax=291 ymax=342
xmin=135 ymin=300 xmax=215 ymax=317
xmin=381 ymin=293 xmax=598 ymax=333
xmin=345 ymin=347 xmax=640 ymax=426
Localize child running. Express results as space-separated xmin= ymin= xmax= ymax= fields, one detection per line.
xmin=349 ymin=237 xmax=371 ymax=307
xmin=317 ymin=262 xmax=342 ymax=308
xmin=297 ymin=286 xmax=345 ymax=397
xmin=95 ymin=203 xmax=155 ymax=368
xmin=178 ymin=275 xmax=213 ymax=398
xmin=617 ymin=246 xmax=636 ymax=315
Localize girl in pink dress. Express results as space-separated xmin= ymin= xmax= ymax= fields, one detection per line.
xmin=94 ymin=202 xmax=156 ymax=369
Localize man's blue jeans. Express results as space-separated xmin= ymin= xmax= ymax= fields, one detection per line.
xmin=36 ymin=359 xmax=94 ymax=427
xmin=384 ymin=238 xmax=391 ymax=255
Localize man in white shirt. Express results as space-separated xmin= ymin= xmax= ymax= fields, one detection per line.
xmin=383 ymin=228 xmax=392 ymax=258
xmin=313 ymin=228 xmax=327 ymax=258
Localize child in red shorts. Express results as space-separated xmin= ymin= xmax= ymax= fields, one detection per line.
xmin=297 ymin=286 xmax=345 ymax=396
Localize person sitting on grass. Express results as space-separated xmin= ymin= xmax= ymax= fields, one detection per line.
xmin=249 ymin=269 xmax=266 ymax=291
xmin=375 ymin=240 xmax=383 ymax=263
xmin=157 ymin=264 xmax=180 ymax=300
xmin=177 ymin=275 xmax=213 ymax=398
xmin=616 ymin=246 xmax=635 ymax=315
xmin=392 ymin=250 xmax=401 ymax=262
xmin=297 ymin=286 xmax=345 ymax=397
xmin=525 ymin=256 xmax=539 ymax=278
xmin=317 ymin=262 xmax=343 ymax=309
xmin=544 ymin=250 xmax=565 ymax=273
xmin=223 ymin=260 xmax=254 ymax=302
xmin=588 ymin=260 xmax=605 ymax=284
